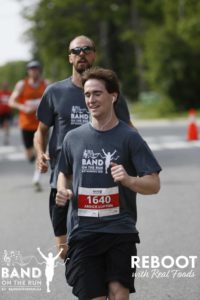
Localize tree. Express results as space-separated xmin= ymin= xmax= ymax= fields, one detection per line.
xmin=21 ymin=0 xmax=140 ymax=98
xmin=18 ymin=0 xmax=200 ymax=109
xmin=0 ymin=61 xmax=27 ymax=89
xmin=144 ymin=0 xmax=200 ymax=109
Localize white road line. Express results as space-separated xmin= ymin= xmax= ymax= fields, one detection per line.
xmin=0 ymin=146 xmax=17 ymax=154
xmin=0 ymin=145 xmax=25 ymax=161
xmin=144 ymin=137 xmax=200 ymax=151
xmin=7 ymin=152 xmax=26 ymax=161
xmin=0 ymin=137 xmax=200 ymax=161
xmin=150 ymin=141 xmax=199 ymax=151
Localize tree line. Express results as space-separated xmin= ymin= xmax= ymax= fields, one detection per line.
xmin=1 ymin=0 xmax=200 ymax=110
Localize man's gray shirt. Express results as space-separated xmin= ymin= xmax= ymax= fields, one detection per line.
xmin=37 ymin=77 xmax=131 ymax=188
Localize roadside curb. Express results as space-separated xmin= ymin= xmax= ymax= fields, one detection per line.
xmin=132 ymin=118 xmax=200 ymax=127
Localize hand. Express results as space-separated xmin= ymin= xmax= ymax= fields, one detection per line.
xmin=60 ymin=246 xmax=68 ymax=260
xmin=21 ymin=104 xmax=36 ymax=114
xmin=56 ymin=188 xmax=73 ymax=207
xmin=55 ymin=236 xmax=68 ymax=260
xmin=110 ymin=162 xmax=129 ymax=186
xmin=37 ymin=152 xmax=50 ymax=173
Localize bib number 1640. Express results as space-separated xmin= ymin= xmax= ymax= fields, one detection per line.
xmin=87 ymin=195 xmax=111 ymax=205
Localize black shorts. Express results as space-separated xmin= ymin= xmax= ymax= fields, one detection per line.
xmin=65 ymin=233 xmax=139 ymax=299
xmin=49 ymin=188 xmax=57 ymax=220
xmin=21 ymin=129 xmax=36 ymax=149
xmin=0 ymin=113 xmax=12 ymax=125
xmin=50 ymin=188 xmax=68 ymax=236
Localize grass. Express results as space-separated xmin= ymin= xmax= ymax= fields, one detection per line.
xmin=128 ymin=98 xmax=200 ymax=120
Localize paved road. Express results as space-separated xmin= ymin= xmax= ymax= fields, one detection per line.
xmin=133 ymin=120 xmax=200 ymax=300
xmin=0 ymin=120 xmax=200 ymax=300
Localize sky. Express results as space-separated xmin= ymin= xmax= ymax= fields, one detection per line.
xmin=0 ymin=0 xmax=32 ymax=66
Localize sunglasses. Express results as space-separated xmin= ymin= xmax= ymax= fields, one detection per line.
xmin=69 ymin=46 xmax=95 ymax=55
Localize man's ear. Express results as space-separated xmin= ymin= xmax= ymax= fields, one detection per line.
xmin=112 ymin=93 xmax=118 ymax=103
xmin=68 ymin=54 xmax=73 ymax=64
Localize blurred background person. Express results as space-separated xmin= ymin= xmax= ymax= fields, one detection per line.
xmin=9 ymin=60 xmax=49 ymax=191
xmin=0 ymin=82 xmax=12 ymax=145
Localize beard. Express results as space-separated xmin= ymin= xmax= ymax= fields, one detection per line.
xmin=75 ymin=59 xmax=92 ymax=74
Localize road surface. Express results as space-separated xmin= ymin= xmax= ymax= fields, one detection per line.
xmin=0 ymin=119 xmax=200 ymax=300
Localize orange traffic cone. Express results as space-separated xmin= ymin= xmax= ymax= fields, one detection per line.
xmin=187 ymin=108 xmax=199 ymax=141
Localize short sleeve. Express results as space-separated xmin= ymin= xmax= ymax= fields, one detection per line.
xmin=37 ymin=86 xmax=55 ymax=126
xmin=129 ymin=134 xmax=162 ymax=177
xmin=57 ymin=134 xmax=73 ymax=176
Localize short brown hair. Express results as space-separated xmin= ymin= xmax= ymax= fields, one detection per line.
xmin=82 ymin=67 xmax=120 ymax=97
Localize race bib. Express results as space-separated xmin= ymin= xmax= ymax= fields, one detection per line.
xmin=25 ymin=99 xmax=40 ymax=109
xmin=78 ymin=187 xmax=119 ymax=217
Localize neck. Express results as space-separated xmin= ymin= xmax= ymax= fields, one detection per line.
xmin=91 ymin=113 xmax=119 ymax=131
xmin=28 ymin=77 xmax=41 ymax=86
xmin=71 ymin=69 xmax=83 ymax=88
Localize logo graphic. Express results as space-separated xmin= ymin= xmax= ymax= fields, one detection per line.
xmin=131 ymin=255 xmax=198 ymax=279
xmin=82 ymin=149 xmax=119 ymax=174
xmin=1 ymin=248 xmax=65 ymax=293
xmin=101 ymin=149 xmax=119 ymax=173
xmin=2 ymin=250 xmax=23 ymax=267
xmin=37 ymin=247 xmax=63 ymax=293
xmin=71 ymin=106 xmax=89 ymax=125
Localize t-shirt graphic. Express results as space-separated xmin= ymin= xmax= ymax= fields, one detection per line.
xmin=71 ymin=106 xmax=89 ymax=125
xmin=82 ymin=148 xmax=119 ymax=174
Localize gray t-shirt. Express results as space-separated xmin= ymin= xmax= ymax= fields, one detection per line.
xmin=37 ymin=77 xmax=131 ymax=187
xmin=58 ymin=121 xmax=161 ymax=242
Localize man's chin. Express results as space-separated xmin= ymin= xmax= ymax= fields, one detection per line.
xmin=76 ymin=65 xmax=91 ymax=74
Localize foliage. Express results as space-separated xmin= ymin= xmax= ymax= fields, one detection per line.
xmin=0 ymin=61 xmax=27 ymax=90
xmin=22 ymin=0 xmax=140 ymax=97
xmin=1 ymin=0 xmax=200 ymax=110
xmin=131 ymin=95 xmax=176 ymax=119
xmin=144 ymin=1 xmax=200 ymax=110
xmin=144 ymin=28 xmax=200 ymax=110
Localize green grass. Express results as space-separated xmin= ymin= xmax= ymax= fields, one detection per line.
xmin=128 ymin=99 xmax=200 ymax=120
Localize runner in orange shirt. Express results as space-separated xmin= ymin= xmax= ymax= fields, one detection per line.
xmin=0 ymin=82 xmax=12 ymax=145
xmin=9 ymin=61 xmax=49 ymax=191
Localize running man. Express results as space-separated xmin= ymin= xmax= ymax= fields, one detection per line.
xmin=9 ymin=61 xmax=49 ymax=191
xmin=34 ymin=35 xmax=133 ymax=255
xmin=56 ymin=67 xmax=161 ymax=299
xmin=102 ymin=149 xmax=119 ymax=174
xmin=37 ymin=247 xmax=63 ymax=293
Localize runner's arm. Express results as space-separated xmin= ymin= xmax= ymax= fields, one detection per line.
xmin=54 ymin=244 xmax=64 ymax=260
xmin=55 ymin=172 xmax=73 ymax=259
xmin=8 ymin=81 xmax=27 ymax=112
xmin=56 ymin=172 xmax=73 ymax=206
xmin=37 ymin=247 xmax=47 ymax=260
xmin=111 ymin=163 xmax=160 ymax=195
xmin=34 ymin=122 xmax=50 ymax=173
